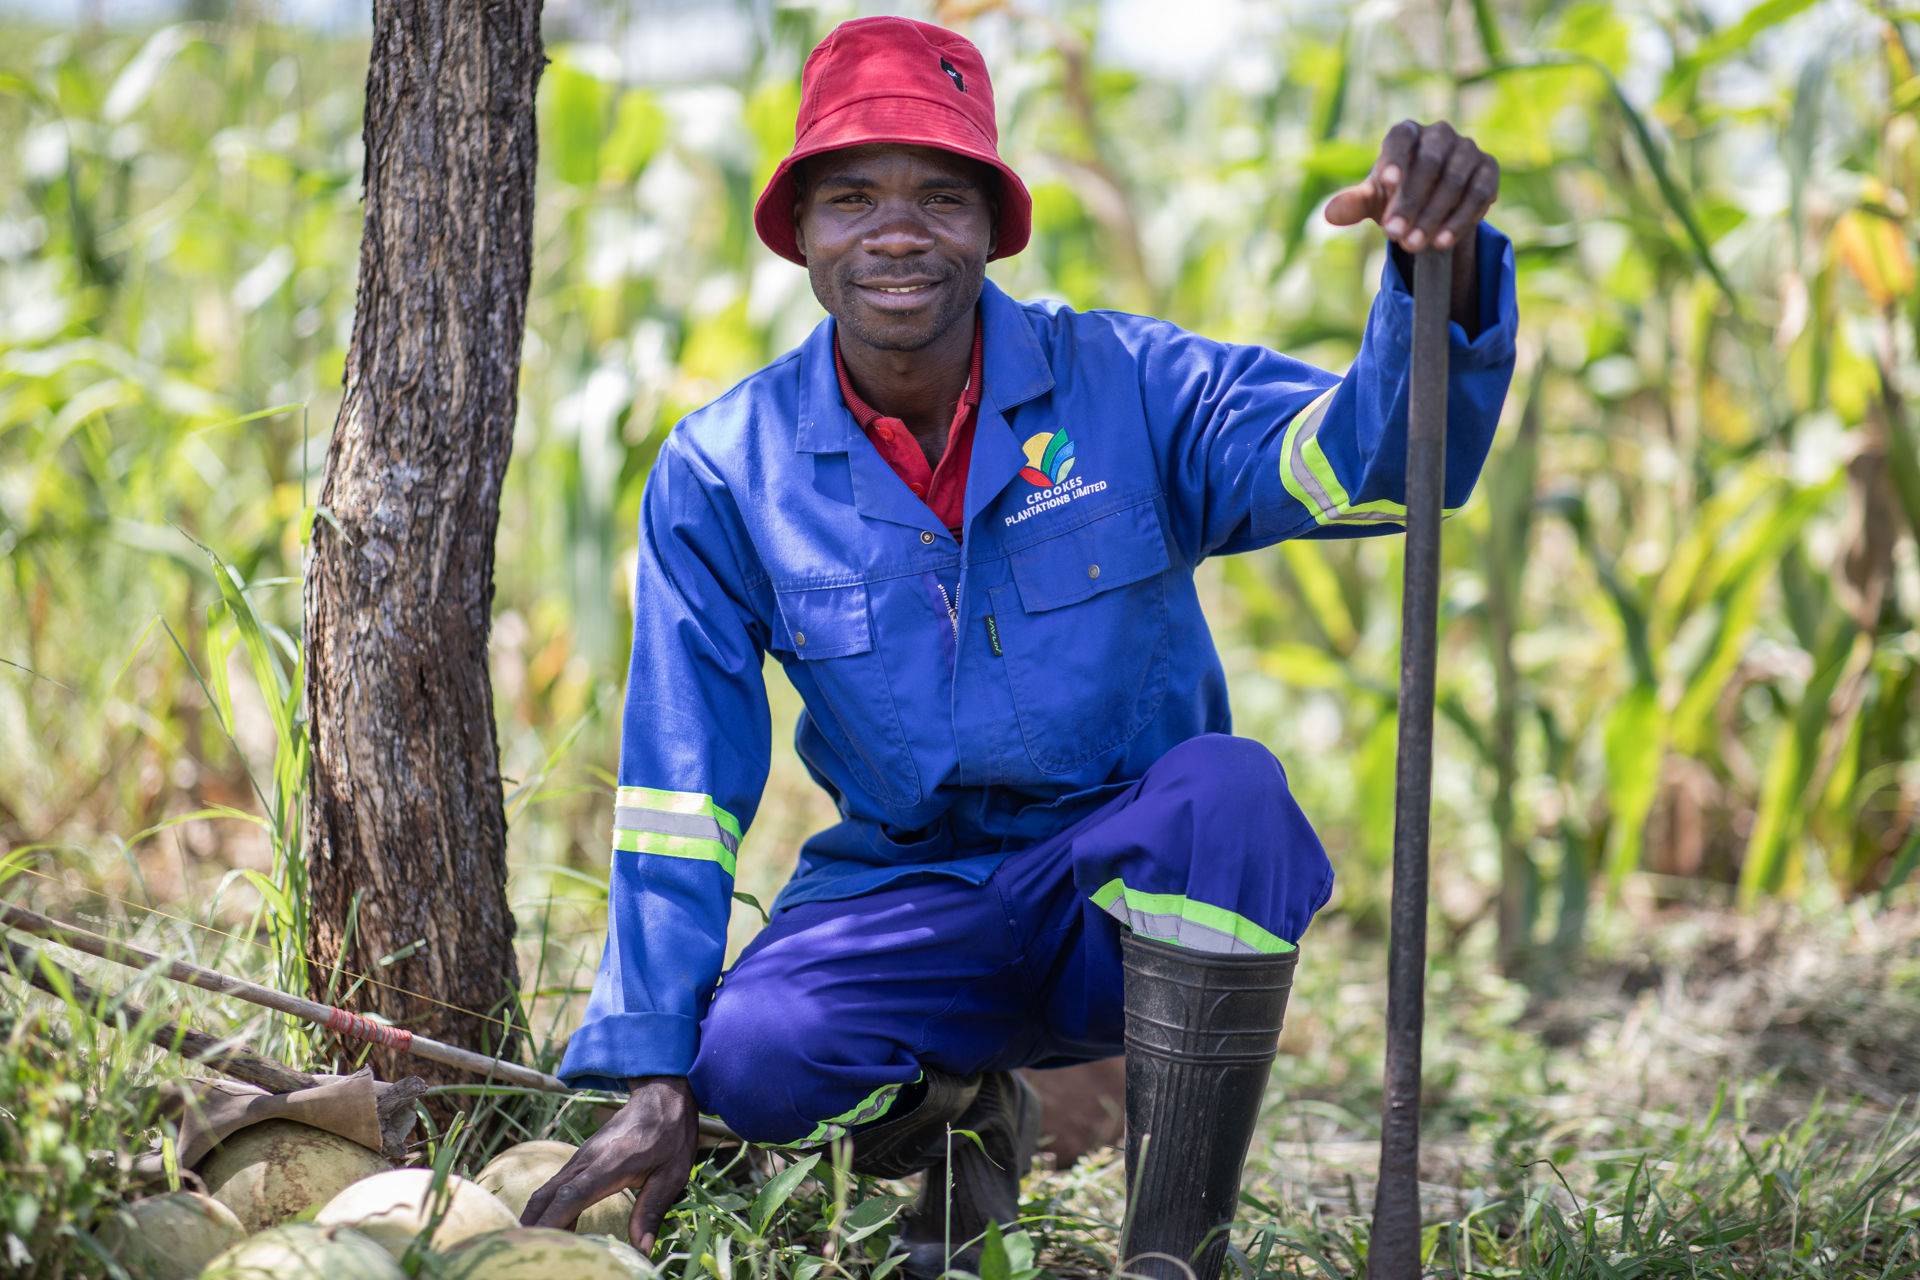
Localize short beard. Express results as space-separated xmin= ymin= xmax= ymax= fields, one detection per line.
xmin=815 ymin=259 xmax=984 ymax=353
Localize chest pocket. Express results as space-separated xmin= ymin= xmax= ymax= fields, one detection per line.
xmin=990 ymin=500 xmax=1173 ymax=773
xmin=774 ymin=582 xmax=921 ymax=807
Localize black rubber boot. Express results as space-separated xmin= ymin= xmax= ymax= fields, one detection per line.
xmin=849 ymin=1071 xmax=981 ymax=1179
xmin=1119 ymin=931 xmax=1297 ymax=1280
xmin=899 ymin=1070 xmax=1041 ymax=1280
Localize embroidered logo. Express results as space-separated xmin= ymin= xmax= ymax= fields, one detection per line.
xmin=1004 ymin=429 xmax=1105 ymax=527
xmin=1019 ymin=430 xmax=1076 ymax=488
xmin=940 ymin=57 xmax=966 ymax=92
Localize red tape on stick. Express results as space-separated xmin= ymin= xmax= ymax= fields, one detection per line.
xmin=325 ymin=1005 xmax=415 ymax=1050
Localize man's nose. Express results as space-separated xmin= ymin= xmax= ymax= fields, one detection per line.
xmin=861 ymin=203 xmax=935 ymax=256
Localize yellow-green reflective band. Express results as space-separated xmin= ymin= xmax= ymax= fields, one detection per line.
xmin=610 ymin=787 xmax=740 ymax=876
xmin=789 ymin=1073 xmax=920 ymax=1146
xmin=1280 ymin=386 xmax=1463 ymax=528
xmin=616 ymin=786 xmax=742 ymax=843
xmin=609 ymin=827 xmax=737 ymax=877
xmin=1090 ymin=878 xmax=1295 ymax=956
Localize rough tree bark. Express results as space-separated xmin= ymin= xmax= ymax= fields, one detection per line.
xmin=303 ymin=0 xmax=544 ymax=1091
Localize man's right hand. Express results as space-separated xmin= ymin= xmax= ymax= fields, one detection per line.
xmin=521 ymin=1075 xmax=699 ymax=1253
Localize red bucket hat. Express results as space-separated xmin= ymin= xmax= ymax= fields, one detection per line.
xmin=753 ymin=17 xmax=1031 ymax=266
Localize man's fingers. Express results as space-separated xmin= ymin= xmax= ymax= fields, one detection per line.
xmin=1323 ymin=176 xmax=1381 ymax=227
xmin=1383 ymin=122 xmax=1455 ymax=245
xmin=521 ymin=1148 xmax=598 ymax=1226
xmin=632 ymin=1165 xmax=687 ymax=1254
xmin=1408 ymin=144 xmax=1486 ymax=249
xmin=1435 ymin=156 xmax=1500 ymax=249
xmin=631 ymin=1187 xmax=654 ymax=1254
xmin=1378 ymin=119 xmax=1419 ymax=192
xmin=520 ymin=1176 xmax=560 ymax=1227
xmin=525 ymin=1172 xmax=593 ymax=1230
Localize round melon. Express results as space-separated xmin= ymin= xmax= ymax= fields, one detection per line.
xmin=196 ymin=1118 xmax=389 ymax=1233
xmin=473 ymin=1140 xmax=636 ymax=1237
xmin=436 ymin=1227 xmax=654 ymax=1280
xmin=95 ymin=1191 xmax=245 ymax=1279
xmin=586 ymin=1234 xmax=654 ymax=1276
xmin=199 ymin=1222 xmax=405 ymax=1280
xmin=315 ymin=1168 xmax=520 ymax=1256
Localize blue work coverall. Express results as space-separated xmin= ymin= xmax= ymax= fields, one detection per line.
xmin=559 ymin=225 xmax=1519 ymax=1142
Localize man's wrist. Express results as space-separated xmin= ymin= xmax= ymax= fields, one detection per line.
xmin=1449 ymin=234 xmax=1481 ymax=336
xmin=628 ymin=1074 xmax=684 ymax=1090
xmin=1389 ymin=232 xmax=1484 ymax=338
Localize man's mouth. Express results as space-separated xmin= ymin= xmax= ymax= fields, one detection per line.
xmin=854 ymin=278 xmax=946 ymax=307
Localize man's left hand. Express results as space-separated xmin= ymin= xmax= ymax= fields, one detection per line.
xmin=1325 ymin=120 xmax=1497 ymax=331
xmin=1324 ymin=119 xmax=1499 ymax=253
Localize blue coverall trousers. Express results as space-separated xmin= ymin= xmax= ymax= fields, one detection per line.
xmin=686 ymin=735 xmax=1335 ymax=1143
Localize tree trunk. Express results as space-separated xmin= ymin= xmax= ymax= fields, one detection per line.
xmin=303 ymin=0 xmax=543 ymax=1093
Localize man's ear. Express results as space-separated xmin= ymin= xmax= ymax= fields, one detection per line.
xmin=791 ymin=162 xmax=809 ymax=262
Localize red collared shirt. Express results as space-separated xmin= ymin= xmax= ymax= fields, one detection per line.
xmin=832 ymin=319 xmax=983 ymax=539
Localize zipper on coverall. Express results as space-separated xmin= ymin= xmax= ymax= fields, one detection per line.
xmin=935 ymin=580 xmax=960 ymax=645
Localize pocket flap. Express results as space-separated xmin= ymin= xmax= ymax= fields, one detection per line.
xmin=774 ymin=583 xmax=874 ymax=659
xmin=1010 ymin=502 xmax=1170 ymax=613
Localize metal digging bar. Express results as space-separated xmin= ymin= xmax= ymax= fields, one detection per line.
xmin=1367 ymin=245 xmax=1452 ymax=1280
xmin=0 ymin=900 xmax=739 ymax=1142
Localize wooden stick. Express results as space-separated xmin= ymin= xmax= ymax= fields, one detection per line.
xmin=0 ymin=900 xmax=539 ymax=1080
xmin=0 ymin=900 xmax=738 ymax=1141
xmin=3 ymin=936 xmax=428 ymax=1156
xmin=5 ymin=935 xmax=318 ymax=1093
xmin=1367 ymin=245 xmax=1452 ymax=1280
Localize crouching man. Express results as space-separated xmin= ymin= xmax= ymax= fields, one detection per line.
xmin=526 ymin=16 xmax=1515 ymax=1280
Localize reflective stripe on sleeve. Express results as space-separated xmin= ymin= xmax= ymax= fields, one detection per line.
xmin=1279 ymin=385 xmax=1463 ymax=528
xmin=1090 ymin=878 xmax=1296 ymax=956
xmin=612 ymin=787 xmax=740 ymax=877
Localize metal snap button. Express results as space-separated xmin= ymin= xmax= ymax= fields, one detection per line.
xmin=920 ymin=530 xmax=936 ymax=544
xmin=1088 ymin=564 xmax=1100 ymax=579
xmin=795 ymin=632 xmax=806 ymax=647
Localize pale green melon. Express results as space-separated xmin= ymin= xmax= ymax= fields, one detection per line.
xmin=436 ymin=1227 xmax=655 ymax=1280
xmin=95 ymin=1191 xmax=245 ymax=1280
xmin=472 ymin=1140 xmax=636 ymax=1237
xmin=315 ymin=1168 xmax=520 ymax=1256
xmin=198 ymin=1222 xmax=405 ymax=1280
xmin=584 ymin=1233 xmax=654 ymax=1276
xmin=195 ymin=1119 xmax=389 ymax=1233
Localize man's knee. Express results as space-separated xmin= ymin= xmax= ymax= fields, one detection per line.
xmin=690 ymin=969 xmax=916 ymax=1144
xmin=1154 ymin=733 xmax=1289 ymax=803
xmin=1148 ymin=734 xmax=1311 ymax=844
xmin=1134 ymin=734 xmax=1334 ymax=930
xmin=689 ymin=979 xmax=828 ymax=1142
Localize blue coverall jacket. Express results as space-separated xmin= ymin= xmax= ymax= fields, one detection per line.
xmin=559 ymin=224 xmax=1519 ymax=1091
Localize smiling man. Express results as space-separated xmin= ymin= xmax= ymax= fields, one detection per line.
xmin=526 ymin=16 xmax=1517 ymax=1280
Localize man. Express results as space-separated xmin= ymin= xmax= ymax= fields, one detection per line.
xmin=525 ymin=16 xmax=1515 ymax=1280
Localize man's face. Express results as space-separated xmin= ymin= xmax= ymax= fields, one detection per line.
xmin=793 ymin=143 xmax=996 ymax=353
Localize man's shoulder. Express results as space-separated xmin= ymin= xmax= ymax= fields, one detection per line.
xmin=665 ymin=348 xmax=805 ymax=465
xmin=1000 ymin=289 xmax=1196 ymax=359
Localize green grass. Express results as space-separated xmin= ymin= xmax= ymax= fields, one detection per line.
xmin=4 ymin=874 xmax=1916 ymax=1278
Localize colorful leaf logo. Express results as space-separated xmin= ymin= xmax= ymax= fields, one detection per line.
xmin=1020 ymin=431 xmax=1076 ymax=488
